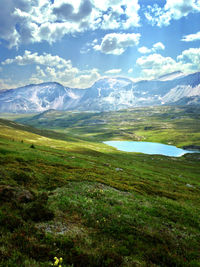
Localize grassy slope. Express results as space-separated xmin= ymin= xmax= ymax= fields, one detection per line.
xmin=0 ymin=106 xmax=200 ymax=266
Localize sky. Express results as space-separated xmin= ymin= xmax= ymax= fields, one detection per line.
xmin=0 ymin=0 xmax=200 ymax=90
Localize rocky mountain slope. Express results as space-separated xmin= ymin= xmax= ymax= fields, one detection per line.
xmin=0 ymin=72 xmax=199 ymax=113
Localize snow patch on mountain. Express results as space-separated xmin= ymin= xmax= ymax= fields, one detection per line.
xmin=66 ymin=89 xmax=81 ymax=99
xmin=103 ymin=89 xmax=135 ymax=106
xmin=97 ymin=88 xmax=101 ymax=97
xmin=162 ymin=85 xmax=200 ymax=103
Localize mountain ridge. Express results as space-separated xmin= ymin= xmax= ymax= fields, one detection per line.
xmin=0 ymin=72 xmax=200 ymax=113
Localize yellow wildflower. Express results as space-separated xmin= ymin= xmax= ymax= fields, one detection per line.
xmin=54 ymin=257 xmax=59 ymax=266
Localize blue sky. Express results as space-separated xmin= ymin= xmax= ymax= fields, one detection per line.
xmin=0 ymin=0 xmax=200 ymax=89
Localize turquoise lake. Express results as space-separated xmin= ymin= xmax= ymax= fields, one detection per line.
xmin=103 ymin=141 xmax=197 ymax=157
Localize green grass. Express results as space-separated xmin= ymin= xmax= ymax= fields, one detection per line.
xmin=48 ymin=181 xmax=200 ymax=266
xmin=0 ymin=106 xmax=200 ymax=266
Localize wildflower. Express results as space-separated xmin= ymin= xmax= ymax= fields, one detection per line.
xmin=54 ymin=257 xmax=59 ymax=266
xmin=52 ymin=256 xmax=63 ymax=266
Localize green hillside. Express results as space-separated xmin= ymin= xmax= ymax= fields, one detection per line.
xmin=0 ymin=107 xmax=200 ymax=266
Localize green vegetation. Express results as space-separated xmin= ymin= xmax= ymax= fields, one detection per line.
xmin=0 ymin=106 xmax=200 ymax=266
xmin=14 ymin=106 xmax=200 ymax=147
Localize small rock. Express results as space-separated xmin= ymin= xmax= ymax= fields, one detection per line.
xmin=115 ymin=168 xmax=123 ymax=171
xmin=186 ymin=184 xmax=194 ymax=188
xmin=103 ymin=163 xmax=111 ymax=167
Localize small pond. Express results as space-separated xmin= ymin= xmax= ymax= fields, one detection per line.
xmin=103 ymin=141 xmax=198 ymax=157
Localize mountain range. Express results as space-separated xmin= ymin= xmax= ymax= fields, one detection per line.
xmin=0 ymin=71 xmax=200 ymax=113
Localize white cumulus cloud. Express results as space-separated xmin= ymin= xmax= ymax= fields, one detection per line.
xmin=177 ymin=47 xmax=200 ymax=67
xmin=92 ymin=0 xmax=140 ymax=29
xmin=0 ymin=0 xmax=141 ymax=48
xmin=153 ymin=42 xmax=165 ymax=51
xmin=1 ymin=51 xmax=100 ymax=89
xmin=138 ymin=46 xmax=152 ymax=54
xmin=52 ymin=0 xmax=93 ymax=22
xmin=2 ymin=50 xmax=72 ymax=69
xmin=137 ymin=53 xmax=183 ymax=78
xmin=145 ymin=0 xmax=200 ymax=27
xmin=137 ymin=48 xmax=200 ymax=79
xmin=181 ymin=31 xmax=200 ymax=42
xmin=70 ymin=68 xmax=100 ymax=88
xmin=138 ymin=42 xmax=165 ymax=54
xmin=94 ymin=33 xmax=141 ymax=55
xmin=128 ymin=68 xmax=133 ymax=73
xmin=105 ymin=69 xmax=122 ymax=74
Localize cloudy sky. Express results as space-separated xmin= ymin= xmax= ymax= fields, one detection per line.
xmin=0 ymin=0 xmax=200 ymax=89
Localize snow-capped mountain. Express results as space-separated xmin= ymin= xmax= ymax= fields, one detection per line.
xmin=78 ymin=77 xmax=135 ymax=111
xmin=0 ymin=82 xmax=84 ymax=113
xmin=0 ymin=72 xmax=200 ymax=113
